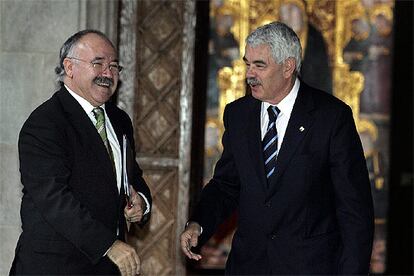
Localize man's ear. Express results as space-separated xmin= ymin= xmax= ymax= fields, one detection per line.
xmin=63 ymin=58 xmax=73 ymax=78
xmin=283 ymin=57 xmax=296 ymax=78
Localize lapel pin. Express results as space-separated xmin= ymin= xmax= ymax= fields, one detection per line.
xmin=299 ymin=126 xmax=305 ymax=132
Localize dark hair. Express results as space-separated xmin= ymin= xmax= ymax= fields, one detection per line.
xmin=55 ymin=29 xmax=115 ymax=86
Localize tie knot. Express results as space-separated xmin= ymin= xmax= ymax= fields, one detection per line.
xmin=92 ymin=107 xmax=105 ymax=122
xmin=267 ymin=106 xmax=280 ymax=122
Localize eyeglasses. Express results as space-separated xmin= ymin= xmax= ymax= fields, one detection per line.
xmin=67 ymin=57 xmax=123 ymax=73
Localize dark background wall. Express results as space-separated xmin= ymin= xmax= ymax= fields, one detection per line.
xmin=387 ymin=0 xmax=413 ymax=274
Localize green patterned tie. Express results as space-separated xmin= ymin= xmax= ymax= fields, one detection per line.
xmin=92 ymin=107 xmax=115 ymax=171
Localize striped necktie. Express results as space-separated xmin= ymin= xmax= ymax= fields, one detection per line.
xmin=92 ymin=107 xmax=115 ymax=171
xmin=263 ymin=106 xmax=280 ymax=182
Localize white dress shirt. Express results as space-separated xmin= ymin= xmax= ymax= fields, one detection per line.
xmin=260 ymin=78 xmax=300 ymax=157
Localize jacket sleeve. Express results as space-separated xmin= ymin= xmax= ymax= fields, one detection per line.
xmin=329 ymin=105 xmax=374 ymax=274
xmin=190 ymin=105 xmax=241 ymax=245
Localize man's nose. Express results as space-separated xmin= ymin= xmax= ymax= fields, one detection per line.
xmin=246 ymin=67 xmax=256 ymax=78
xmin=101 ymin=64 xmax=114 ymax=77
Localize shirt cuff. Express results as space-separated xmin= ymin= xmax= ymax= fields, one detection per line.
xmin=103 ymin=247 xmax=110 ymax=257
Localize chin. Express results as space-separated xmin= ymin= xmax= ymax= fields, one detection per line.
xmin=93 ymin=92 xmax=113 ymax=104
xmin=99 ymin=86 xmax=115 ymax=95
xmin=251 ymin=89 xmax=264 ymax=101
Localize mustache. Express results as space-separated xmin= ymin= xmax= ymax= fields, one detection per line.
xmin=93 ymin=76 xmax=113 ymax=87
xmin=246 ymin=77 xmax=261 ymax=86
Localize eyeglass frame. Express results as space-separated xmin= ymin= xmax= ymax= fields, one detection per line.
xmin=66 ymin=57 xmax=123 ymax=73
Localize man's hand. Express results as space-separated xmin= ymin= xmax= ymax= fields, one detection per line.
xmin=180 ymin=222 xmax=202 ymax=261
xmin=124 ymin=186 xmax=144 ymax=223
xmin=107 ymin=240 xmax=140 ymax=276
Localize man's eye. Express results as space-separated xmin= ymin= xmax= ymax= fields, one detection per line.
xmin=109 ymin=64 xmax=119 ymax=70
xmin=92 ymin=62 xmax=103 ymax=68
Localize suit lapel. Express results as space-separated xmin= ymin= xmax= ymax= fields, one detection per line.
xmin=246 ymin=98 xmax=268 ymax=192
xmin=267 ymin=83 xmax=315 ymax=198
xmin=57 ymin=88 xmax=118 ymax=196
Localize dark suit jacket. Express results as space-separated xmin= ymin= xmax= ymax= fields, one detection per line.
xmin=192 ymin=82 xmax=374 ymax=275
xmin=10 ymin=87 xmax=151 ymax=275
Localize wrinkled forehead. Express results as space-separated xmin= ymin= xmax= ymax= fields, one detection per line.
xmin=74 ymin=33 xmax=117 ymax=60
xmin=244 ymin=43 xmax=273 ymax=58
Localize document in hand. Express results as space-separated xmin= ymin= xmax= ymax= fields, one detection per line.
xmin=122 ymin=134 xmax=134 ymax=207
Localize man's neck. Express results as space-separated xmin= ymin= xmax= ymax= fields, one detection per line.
xmin=267 ymin=76 xmax=297 ymax=105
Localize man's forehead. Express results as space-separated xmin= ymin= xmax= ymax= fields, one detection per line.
xmin=245 ymin=43 xmax=271 ymax=53
xmin=80 ymin=33 xmax=113 ymax=44
xmin=75 ymin=35 xmax=117 ymax=58
xmin=244 ymin=44 xmax=272 ymax=61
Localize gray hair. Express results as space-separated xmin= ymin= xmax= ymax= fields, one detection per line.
xmin=55 ymin=29 xmax=115 ymax=86
xmin=246 ymin=21 xmax=302 ymax=73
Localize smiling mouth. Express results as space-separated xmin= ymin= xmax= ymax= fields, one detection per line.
xmin=96 ymin=82 xmax=110 ymax=88
xmin=94 ymin=77 xmax=113 ymax=88
xmin=249 ymin=82 xmax=262 ymax=89
xmin=246 ymin=77 xmax=261 ymax=87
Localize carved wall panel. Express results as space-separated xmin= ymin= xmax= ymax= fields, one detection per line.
xmin=118 ymin=0 xmax=195 ymax=275
xmin=128 ymin=167 xmax=178 ymax=275
xmin=134 ymin=1 xmax=183 ymax=157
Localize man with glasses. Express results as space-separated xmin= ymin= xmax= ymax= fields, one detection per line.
xmin=10 ymin=30 xmax=151 ymax=276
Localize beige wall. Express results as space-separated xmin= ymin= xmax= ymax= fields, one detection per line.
xmin=0 ymin=0 xmax=118 ymax=273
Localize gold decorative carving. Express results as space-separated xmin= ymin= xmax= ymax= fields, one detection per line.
xmin=218 ymin=59 xmax=246 ymax=130
xmin=369 ymin=4 xmax=394 ymax=36
xmin=249 ymin=0 xmax=279 ymax=33
xmin=278 ymin=0 xmax=309 ymax=54
xmin=333 ymin=0 xmax=378 ymax=140
xmin=215 ymin=0 xmax=379 ymax=141
xmin=305 ymin=0 xmax=336 ymax=63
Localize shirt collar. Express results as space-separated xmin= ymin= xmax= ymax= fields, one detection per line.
xmin=64 ymin=84 xmax=106 ymax=115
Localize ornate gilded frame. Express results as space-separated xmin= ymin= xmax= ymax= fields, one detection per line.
xmin=214 ymin=0 xmax=394 ymax=143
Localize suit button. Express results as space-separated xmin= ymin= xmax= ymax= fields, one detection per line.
xmin=271 ymin=234 xmax=276 ymax=240
xmin=265 ymin=201 xmax=271 ymax=207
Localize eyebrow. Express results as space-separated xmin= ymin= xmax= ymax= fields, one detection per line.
xmin=243 ymin=56 xmax=267 ymax=66
xmin=92 ymin=56 xmax=119 ymax=63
